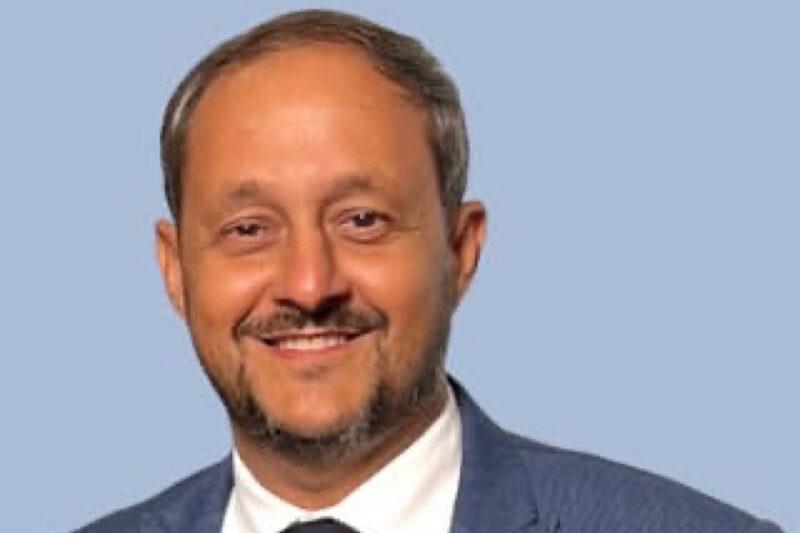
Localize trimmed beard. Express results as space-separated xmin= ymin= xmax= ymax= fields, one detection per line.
xmin=196 ymin=280 xmax=455 ymax=467
xmin=228 ymin=324 xmax=448 ymax=466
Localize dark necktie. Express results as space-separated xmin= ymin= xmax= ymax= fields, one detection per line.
xmin=280 ymin=518 xmax=359 ymax=532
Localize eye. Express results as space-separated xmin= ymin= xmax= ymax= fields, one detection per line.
xmin=220 ymin=217 xmax=280 ymax=252
xmin=231 ymin=222 xmax=263 ymax=237
xmin=351 ymin=211 xmax=380 ymax=228
xmin=338 ymin=209 xmax=391 ymax=242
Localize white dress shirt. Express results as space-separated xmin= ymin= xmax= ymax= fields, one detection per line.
xmin=221 ymin=384 xmax=463 ymax=533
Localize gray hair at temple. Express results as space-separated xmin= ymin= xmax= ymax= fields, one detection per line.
xmin=160 ymin=9 xmax=469 ymax=222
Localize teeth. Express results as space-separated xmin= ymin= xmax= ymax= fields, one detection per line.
xmin=274 ymin=335 xmax=348 ymax=351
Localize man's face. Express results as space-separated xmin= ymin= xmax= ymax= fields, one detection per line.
xmin=158 ymin=44 xmax=484 ymax=461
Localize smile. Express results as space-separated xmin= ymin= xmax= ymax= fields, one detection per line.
xmin=259 ymin=329 xmax=368 ymax=352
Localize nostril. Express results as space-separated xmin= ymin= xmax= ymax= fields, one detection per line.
xmin=272 ymin=292 xmax=351 ymax=321
xmin=310 ymin=293 xmax=352 ymax=322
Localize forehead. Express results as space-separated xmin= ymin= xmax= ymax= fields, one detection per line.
xmin=181 ymin=43 xmax=437 ymax=211
xmin=200 ymin=42 xmax=419 ymax=112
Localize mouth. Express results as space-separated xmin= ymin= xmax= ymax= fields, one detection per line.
xmin=258 ymin=328 xmax=370 ymax=353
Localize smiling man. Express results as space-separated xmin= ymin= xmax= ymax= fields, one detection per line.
xmin=75 ymin=9 xmax=783 ymax=533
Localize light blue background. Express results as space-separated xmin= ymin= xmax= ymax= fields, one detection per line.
xmin=1 ymin=2 xmax=796 ymax=531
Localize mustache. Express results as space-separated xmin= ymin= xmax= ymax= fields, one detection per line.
xmin=236 ymin=301 xmax=387 ymax=338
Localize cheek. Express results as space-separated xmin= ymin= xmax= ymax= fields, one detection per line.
xmin=184 ymin=257 xmax=271 ymax=362
xmin=345 ymin=247 xmax=450 ymax=380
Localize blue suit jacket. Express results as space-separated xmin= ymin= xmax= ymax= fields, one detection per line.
xmin=75 ymin=382 xmax=783 ymax=532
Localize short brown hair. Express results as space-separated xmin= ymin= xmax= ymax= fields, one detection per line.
xmin=160 ymin=9 xmax=469 ymax=221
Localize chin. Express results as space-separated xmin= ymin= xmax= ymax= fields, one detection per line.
xmin=270 ymin=401 xmax=370 ymax=440
xmin=237 ymin=386 xmax=381 ymax=466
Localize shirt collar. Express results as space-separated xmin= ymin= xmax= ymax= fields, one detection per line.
xmin=226 ymin=383 xmax=462 ymax=533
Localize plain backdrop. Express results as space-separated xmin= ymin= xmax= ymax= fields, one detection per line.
xmin=0 ymin=1 xmax=796 ymax=531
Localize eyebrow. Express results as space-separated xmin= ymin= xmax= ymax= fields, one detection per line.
xmin=321 ymin=173 xmax=382 ymax=205
xmin=218 ymin=173 xmax=384 ymax=212
xmin=221 ymin=179 xmax=276 ymax=209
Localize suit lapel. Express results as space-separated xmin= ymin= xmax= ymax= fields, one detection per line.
xmin=141 ymin=456 xmax=233 ymax=533
xmin=450 ymin=380 xmax=551 ymax=533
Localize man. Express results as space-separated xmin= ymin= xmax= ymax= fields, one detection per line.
xmin=76 ymin=9 xmax=783 ymax=533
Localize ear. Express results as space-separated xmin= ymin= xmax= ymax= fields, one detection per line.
xmin=449 ymin=201 xmax=487 ymax=303
xmin=156 ymin=219 xmax=186 ymax=318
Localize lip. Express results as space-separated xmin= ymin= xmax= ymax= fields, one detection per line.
xmin=248 ymin=327 xmax=374 ymax=362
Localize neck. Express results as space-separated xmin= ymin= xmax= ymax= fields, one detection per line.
xmin=232 ymin=387 xmax=447 ymax=509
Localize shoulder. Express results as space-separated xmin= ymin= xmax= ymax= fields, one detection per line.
xmin=506 ymin=431 xmax=780 ymax=532
xmin=72 ymin=457 xmax=233 ymax=533
xmin=452 ymin=381 xmax=783 ymax=532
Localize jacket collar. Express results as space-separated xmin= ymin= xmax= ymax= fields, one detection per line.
xmin=450 ymin=379 xmax=548 ymax=533
xmin=141 ymin=457 xmax=233 ymax=533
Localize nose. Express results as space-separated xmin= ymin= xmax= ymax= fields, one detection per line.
xmin=272 ymin=226 xmax=349 ymax=312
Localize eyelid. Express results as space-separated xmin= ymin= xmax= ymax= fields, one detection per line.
xmin=218 ymin=214 xmax=283 ymax=250
xmin=221 ymin=218 xmax=263 ymax=234
xmin=336 ymin=207 xmax=389 ymax=224
xmin=220 ymin=211 xmax=278 ymax=230
xmin=335 ymin=208 xmax=393 ymax=241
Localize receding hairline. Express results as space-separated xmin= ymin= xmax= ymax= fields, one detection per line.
xmin=194 ymin=41 xmax=427 ymax=122
xmin=169 ymin=39 xmax=430 ymax=148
